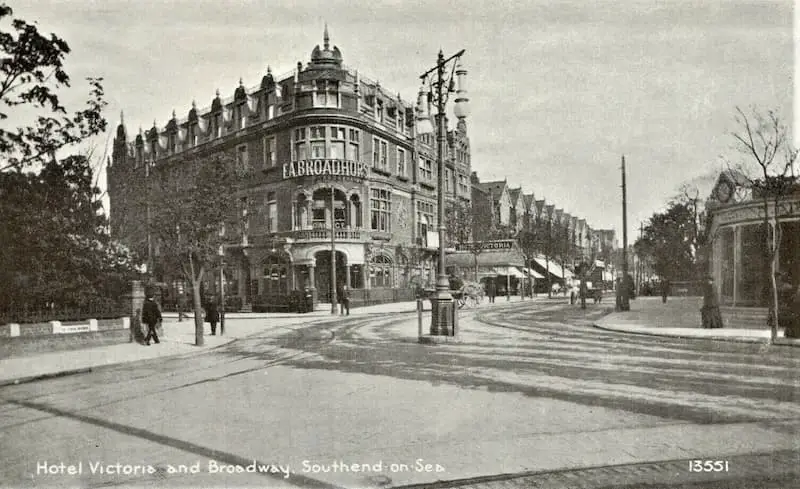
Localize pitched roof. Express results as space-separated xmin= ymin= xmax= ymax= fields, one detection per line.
xmin=477 ymin=180 xmax=508 ymax=200
xmin=508 ymin=187 xmax=522 ymax=204
xmin=523 ymin=193 xmax=534 ymax=209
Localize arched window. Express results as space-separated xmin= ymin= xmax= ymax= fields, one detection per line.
xmin=350 ymin=194 xmax=362 ymax=228
xmin=371 ymin=254 xmax=393 ymax=288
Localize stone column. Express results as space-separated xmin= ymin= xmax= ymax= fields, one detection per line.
xmin=345 ymin=265 xmax=352 ymax=288
xmin=363 ymin=263 xmax=370 ymax=290
xmin=290 ymin=264 xmax=296 ymax=290
xmin=308 ymin=264 xmax=315 ymax=288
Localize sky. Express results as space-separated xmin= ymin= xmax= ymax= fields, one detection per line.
xmin=8 ymin=0 xmax=794 ymax=241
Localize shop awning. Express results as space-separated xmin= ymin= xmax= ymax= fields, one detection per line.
xmin=522 ymin=267 xmax=545 ymax=279
xmin=445 ymin=250 xmax=525 ymax=268
xmin=531 ymin=256 xmax=572 ymax=279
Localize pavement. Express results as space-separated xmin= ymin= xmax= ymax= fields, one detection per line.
xmin=595 ymin=295 xmax=800 ymax=346
xmin=1 ymin=294 xmax=797 ymax=387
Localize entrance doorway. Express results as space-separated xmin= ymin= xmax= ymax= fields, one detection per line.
xmin=315 ymin=250 xmax=347 ymax=303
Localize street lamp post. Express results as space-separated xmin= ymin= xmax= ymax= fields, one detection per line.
xmin=416 ymin=48 xmax=469 ymax=336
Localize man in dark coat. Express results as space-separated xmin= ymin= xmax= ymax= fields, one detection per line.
xmin=338 ymin=283 xmax=350 ymax=316
xmin=487 ymin=278 xmax=496 ymax=303
xmin=205 ymin=298 xmax=220 ymax=335
xmin=141 ymin=293 xmax=162 ymax=345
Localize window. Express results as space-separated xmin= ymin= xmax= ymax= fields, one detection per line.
xmin=237 ymin=144 xmax=249 ymax=172
xmin=264 ymin=136 xmax=276 ymax=167
xmin=266 ymin=192 xmax=277 ymax=232
xmin=444 ymin=169 xmax=451 ymax=192
xmin=419 ymin=157 xmax=433 ymax=181
xmin=417 ymin=201 xmax=435 ymax=241
xmin=310 ymin=126 xmax=326 ymax=139
xmin=370 ymin=188 xmax=391 ymax=232
xmin=330 ymin=141 xmax=345 ymax=159
xmin=372 ymin=137 xmax=388 ymax=170
xmin=375 ymin=100 xmax=384 ymax=122
xmin=294 ymin=128 xmax=307 ymax=161
xmin=266 ymin=104 xmax=274 ymax=120
xmin=240 ymin=197 xmax=249 ymax=244
xmin=397 ymin=148 xmax=406 ymax=177
xmin=294 ymin=194 xmax=308 ymax=229
xmin=370 ymin=255 xmax=393 ymax=288
xmin=458 ymin=175 xmax=469 ymax=195
xmin=311 ymin=141 xmax=326 ymax=158
xmin=188 ymin=125 xmax=197 ymax=147
xmin=313 ymin=80 xmax=339 ymax=108
xmin=348 ymin=129 xmax=360 ymax=161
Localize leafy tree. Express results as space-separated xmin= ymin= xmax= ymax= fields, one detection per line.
xmin=0 ymin=154 xmax=139 ymax=309
xmin=0 ymin=3 xmax=107 ymax=171
xmin=145 ymin=152 xmax=239 ymax=346
xmin=727 ymin=106 xmax=798 ymax=341
xmin=636 ymin=202 xmax=696 ymax=286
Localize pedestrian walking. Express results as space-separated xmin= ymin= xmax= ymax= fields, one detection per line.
xmin=177 ymin=291 xmax=188 ymax=321
xmin=338 ymin=283 xmax=350 ymax=316
xmin=141 ymin=291 xmax=162 ymax=345
xmin=205 ymin=297 xmax=220 ymax=335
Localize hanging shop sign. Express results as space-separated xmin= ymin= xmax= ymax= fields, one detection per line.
xmin=282 ymin=159 xmax=369 ymax=180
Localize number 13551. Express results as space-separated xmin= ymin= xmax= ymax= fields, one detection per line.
xmin=689 ymin=460 xmax=729 ymax=472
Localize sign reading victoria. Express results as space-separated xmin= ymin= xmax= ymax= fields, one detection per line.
xmin=282 ymin=159 xmax=368 ymax=180
xmin=455 ymin=240 xmax=515 ymax=252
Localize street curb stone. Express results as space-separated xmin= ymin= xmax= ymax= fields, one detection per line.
xmin=592 ymin=323 xmax=800 ymax=346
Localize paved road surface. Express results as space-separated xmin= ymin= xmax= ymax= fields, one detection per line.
xmin=1 ymin=299 xmax=797 ymax=488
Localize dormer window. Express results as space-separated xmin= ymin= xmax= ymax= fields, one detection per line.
xmin=168 ymin=133 xmax=176 ymax=154
xmin=375 ymin=100 xmax=384 ymax=122
xmin=188 ymin=125 xmax=197 ymax=147
xmin=236 ymin=104 xmax=247 ymax=130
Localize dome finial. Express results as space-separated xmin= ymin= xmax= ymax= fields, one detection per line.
xmin=324 ymin=23 xmax=330 ymax=50
xmin=192 ymin=99 xmax=197 ymax=109
xmin=120 ymin=110 xmax=124 ymax=125
xmin=172 ymin=109 xmax=176 ymax=119
xmin=239 ymin=77 xmax=244 ymax=87
xmin=215 ymin=88 xmax=220 ymax=98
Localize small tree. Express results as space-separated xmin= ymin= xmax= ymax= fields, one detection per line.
xmin=728 ymin=107 xmax=798 ymax=341
xmin=147 ymin=153 xmax=238 ymax=346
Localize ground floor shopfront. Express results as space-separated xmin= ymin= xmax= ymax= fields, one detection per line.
xmin=199 ymin=231 xmax=440 ymax=311
xmin=709 ymin=198 xmax=800 ymax=307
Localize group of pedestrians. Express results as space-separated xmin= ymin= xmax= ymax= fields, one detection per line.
xmin=139 ymin=290 xmax=224 ymax=346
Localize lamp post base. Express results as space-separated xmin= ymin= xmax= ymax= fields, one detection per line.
xmin=429 ymin=296 xmax=455 ymax=336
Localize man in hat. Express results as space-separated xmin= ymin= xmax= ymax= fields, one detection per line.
xmin=141 ymin=291 xmax=162 ymax=345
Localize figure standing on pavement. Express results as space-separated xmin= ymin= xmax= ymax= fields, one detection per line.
xmin=661 ymin=279 xmax=670 ymax=303
xmin=205 ymin=297 xmax=220 ymax=335
xmin=487 ymin=278 xmax=496 ymax=303
xmin=141 ymin=292 xmax=162 ymax=345
xmin=701 ymin=276 xmax=723 ymax=329
xmin=338 ymin=283 xmax=350 ymax=316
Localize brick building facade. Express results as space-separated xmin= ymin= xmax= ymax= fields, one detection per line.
xmin=108 ymin=29 xmax=472 ymax=310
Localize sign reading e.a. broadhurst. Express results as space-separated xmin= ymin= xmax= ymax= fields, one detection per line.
xmin=283 ymin=159 xmax=368 ymax=180
xmin=455 ymin=240 xmax=515 ymax=252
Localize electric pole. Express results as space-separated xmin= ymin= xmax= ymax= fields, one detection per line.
xmin=618 ymin=155 xmax=630 ymax=311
